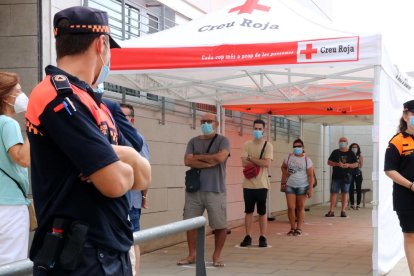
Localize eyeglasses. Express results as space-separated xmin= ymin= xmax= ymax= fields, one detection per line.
xmin=201 ymin=120 xmax=213 ymax=124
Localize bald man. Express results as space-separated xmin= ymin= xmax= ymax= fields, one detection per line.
xmin=326 ymin=137 xmax=358 ymax=218
xmin=178 ymin=113 xmax=230 ymax=267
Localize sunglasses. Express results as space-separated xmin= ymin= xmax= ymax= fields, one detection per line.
xmin=293 ymin=145 xmax=303 ymax=148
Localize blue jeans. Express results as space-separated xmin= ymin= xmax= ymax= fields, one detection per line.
xmin=129 ymin=207 xmax=141 ymax=232
xmin=285 ymin=185 xmax=308 ymax=195
xmin=331 ymin=178 xmax=351 ymax=193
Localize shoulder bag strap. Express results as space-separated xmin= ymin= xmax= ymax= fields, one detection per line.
xmin=206 ymin=134 xmax=218 ymax=154
xmin=0 ymin=167 xmax=26 ymax=198
xmin=259 ymin=141 xmax=267 ymax=159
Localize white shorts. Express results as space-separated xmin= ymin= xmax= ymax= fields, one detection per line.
xmin=0 ymin=205 xmax=29 ymax=265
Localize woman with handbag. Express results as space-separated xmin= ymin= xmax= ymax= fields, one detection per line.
xmin=281 ymin=139 xmax=314 ymax=236
xmin=0 ymin=72 xmax=31 ymax=265
xmin=349 ymin=143 xmax=364 ymax=210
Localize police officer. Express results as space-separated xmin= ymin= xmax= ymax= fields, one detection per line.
xmin=26 ymin=6 xmax=150 ymax=275
xmin=385 ymin=99 xmax=414 ymax=275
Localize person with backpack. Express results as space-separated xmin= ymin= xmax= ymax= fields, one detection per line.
xmin=281 ymin=139 xmax=314 ymax=236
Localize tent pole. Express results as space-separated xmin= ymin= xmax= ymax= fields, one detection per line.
xmin=372 ymin=65 xmax=381 ymax=276
xmin=216 ymin=102 xmax=222 ymax=135
xmin=322 ymin=124 xmax=327 ymax=204
xmin=266 ymin=114 xmax=275 ymax=221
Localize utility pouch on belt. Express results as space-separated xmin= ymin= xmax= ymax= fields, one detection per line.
xmin=34 ymin=218 xmax=67 ymax=271
xmin=59 ymin=221 xmax=89 ymax=271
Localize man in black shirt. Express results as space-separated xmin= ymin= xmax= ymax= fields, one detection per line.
xmin=325 ymin=137 xmax=357 ymax=218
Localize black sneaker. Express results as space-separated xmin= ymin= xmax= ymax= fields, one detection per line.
xmin=240 ymin=235 xmax=252 ymax=247
xmin=258 ymin=236 xmax=267 ymax=247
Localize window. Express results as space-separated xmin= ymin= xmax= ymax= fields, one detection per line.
xmin=146 ymin=93 xmax=159 ymax=101
xmin=147 ymin=14 xmax=159 ymax=34
xmin=87 ymin=0 xmax=163 ymax=40
xmin=196 ymin=103 xmax=216 ymax=113
xmin=125 ymin=5 xmax=140 ymax=39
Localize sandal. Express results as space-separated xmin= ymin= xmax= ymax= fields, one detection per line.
xmin=287 ymin=229 xmax=295 ymax=236
xmin=177 ymin=258 xmax=195 ymax=266
xmin=213 ymin=260 xmax=225 ymax=267
xmin=293 ymin=229 xmax=302 ymax=236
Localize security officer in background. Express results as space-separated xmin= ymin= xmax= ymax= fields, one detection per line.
xmin=26 ymin=6 xmax=151 ymax=275
xmin=385 ymin=99 xmax=414 ymax=276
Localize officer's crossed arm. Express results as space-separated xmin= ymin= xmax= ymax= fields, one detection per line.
xmin=88 ymin=146 xmax=151 ymax=198
xmin=89 ymin=159 xmax=134 ymax=198
xmin=112 ymin=145 xmax=151 ymax=191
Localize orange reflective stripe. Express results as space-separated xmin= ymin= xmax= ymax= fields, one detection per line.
xmin=26 ymin=75 xmax=59 ymax=126
xmin=72 ymin=86 xmax=117 ymax=134
xmin=389 ymin=133 xmax=414 ymax=156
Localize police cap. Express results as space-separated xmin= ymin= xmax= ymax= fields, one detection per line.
xmin=403 ymin=100 xmax=414 ymax=113
xmin=53 ymin=6 xmax=120 ymax=48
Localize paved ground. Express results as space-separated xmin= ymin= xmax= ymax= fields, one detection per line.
xmin=139 ymin=204 xmax=376 ymax=276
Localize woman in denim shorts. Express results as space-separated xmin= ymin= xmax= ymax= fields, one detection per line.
xmin=281 ymin=139 xmax=315 ymax=236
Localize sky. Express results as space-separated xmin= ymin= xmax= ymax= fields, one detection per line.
xmin=332 ymin=0 xmax=414 ymax=73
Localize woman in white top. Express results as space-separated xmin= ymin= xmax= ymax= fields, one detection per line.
xmin=281 ymin=139 xmax=314 ymax=236
xmin=0 ymin=72 xmax=30 ymax=265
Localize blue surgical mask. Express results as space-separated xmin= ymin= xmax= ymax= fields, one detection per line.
xmin=201 ymin=123 xmax=214 ymax=135
xmin=253 ymin=130 xmax=263 ymax=140
xmin=293 ymin=147 xmax=303 ymax=155
xmin=93 ymin=87 xmax=104 ymax=94
xmin=95 ymin=61 xmax=110 ymax=85
xmin=410 ymin=116 xmax=414 ymax=127
xmin=339 ymin=142 xmax=347 ymax=149
xmin=94 ymin=42 xmax=110 ymax=85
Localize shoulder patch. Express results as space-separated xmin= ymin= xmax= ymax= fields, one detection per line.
xmin=50 ymin=75 xmax=73 ymax=96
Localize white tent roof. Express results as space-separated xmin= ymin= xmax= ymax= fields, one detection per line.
xmin=108 ymin=0 xmax=381 ymax=118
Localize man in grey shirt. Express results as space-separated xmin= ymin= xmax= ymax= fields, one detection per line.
xmin=177 ymin=113 xmax=230 ymax=268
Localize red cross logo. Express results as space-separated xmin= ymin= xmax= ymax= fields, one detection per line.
xmin=229 ymin=0 xmax=271 ymax=14
xmin=300 ymin=44 xmax=317 ymax=59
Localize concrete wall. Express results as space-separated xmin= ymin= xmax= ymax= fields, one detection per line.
xmin=0 ymin=0 xmax=39 ymax=104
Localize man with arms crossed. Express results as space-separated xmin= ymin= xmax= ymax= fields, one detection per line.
xmin=177 ymin=113 xmax=230 ymax=267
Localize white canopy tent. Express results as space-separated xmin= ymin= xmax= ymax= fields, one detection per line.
xmin=107 ymin=0 xmax=414 ymax=273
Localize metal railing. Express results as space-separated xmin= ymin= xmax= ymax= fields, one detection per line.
xmin=0 ymin=216 xmax=207 ymax=276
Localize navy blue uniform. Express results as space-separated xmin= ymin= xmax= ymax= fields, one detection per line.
xmin=26 ymin=66 xmax=133 ymax=275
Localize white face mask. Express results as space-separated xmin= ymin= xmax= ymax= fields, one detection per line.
xmin=7 ymin=93 xmax=29 ymax=113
